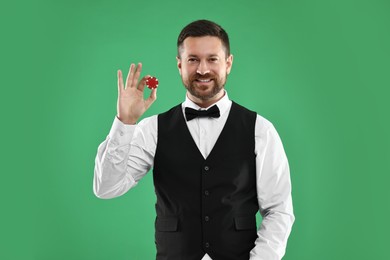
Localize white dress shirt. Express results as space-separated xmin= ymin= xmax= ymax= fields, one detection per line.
xmin=94 ymin=91 xmax=294 ymax=260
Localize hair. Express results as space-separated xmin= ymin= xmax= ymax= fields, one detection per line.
xmin=177 ymin=19 xmax=230 ymax=58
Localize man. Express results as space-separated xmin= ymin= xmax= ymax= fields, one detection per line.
xmin=94 ymin=20 xmax=294 ymax=260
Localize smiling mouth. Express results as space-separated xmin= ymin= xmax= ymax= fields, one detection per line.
xmin=195 ymin=79 xmax=213 ymax=83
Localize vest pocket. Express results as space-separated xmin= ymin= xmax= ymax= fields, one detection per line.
xmin=155 ymin=217 xmax=178 ymax=232
xmin=234 ymin=216 xmax=256 ymax=230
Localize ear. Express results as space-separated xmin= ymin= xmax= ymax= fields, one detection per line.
xmin=176 ymin=56 xmax=182 ymax=75
xmin=226 ymin=54 xmax=233 ymax=75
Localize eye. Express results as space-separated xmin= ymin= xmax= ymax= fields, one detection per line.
xmin=209 ymin=57 xmax=219 ymax=62
xmin=188 ymin=58 xmax=199 ymax=63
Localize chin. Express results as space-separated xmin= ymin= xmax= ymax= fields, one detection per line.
xmin=194 ymin=88 xmax=224 ymax=101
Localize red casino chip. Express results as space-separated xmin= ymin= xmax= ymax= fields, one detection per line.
xmin=146 ymin=76 xmax=159 ymax=89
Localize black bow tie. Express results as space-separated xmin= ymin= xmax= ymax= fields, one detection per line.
xmin=185 ymin=105 xmax=220 ymax=121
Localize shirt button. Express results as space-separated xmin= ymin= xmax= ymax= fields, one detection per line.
xmin=204 ymin=166 xmax=209 ymax=171
xmin=205 ymin=216 xmax=210 ymax=222
xmin=119 ymin=131 xmax=124 ymax=136
xmin=205 ymin=242 xmax=210 ymax=248
xmin=204 ymin=190 xmax=209 ymax=196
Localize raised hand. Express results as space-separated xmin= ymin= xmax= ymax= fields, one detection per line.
xmin=116 ymin=63 xmax=157 ymax=124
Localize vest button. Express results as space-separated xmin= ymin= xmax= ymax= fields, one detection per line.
xmin=204 ymin=216 xmax=210 ymax=222
xmin=204 ymin=166 xmax=209 ymax=171
xmin=204 ymin=190 xmax=209 ymax=196
xmin=205 ymin=242 xmax=210 ymax=248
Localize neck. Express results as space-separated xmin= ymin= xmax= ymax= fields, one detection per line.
xmin=187 ymin=90 xmax=225 ymax=108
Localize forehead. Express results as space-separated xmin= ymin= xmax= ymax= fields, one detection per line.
xmin=180 ymin=36 xmax=225 ymax=57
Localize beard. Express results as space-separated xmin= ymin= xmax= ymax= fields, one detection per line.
xmin=182 ymin=73 xmax=227 ymax=101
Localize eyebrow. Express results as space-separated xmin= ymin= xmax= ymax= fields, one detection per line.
xmin=187 ymin=54 xmax=219 ymax=58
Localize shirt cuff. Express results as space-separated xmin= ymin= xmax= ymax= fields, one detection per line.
xmin=108 ymin=116 xmax=137 ymax=145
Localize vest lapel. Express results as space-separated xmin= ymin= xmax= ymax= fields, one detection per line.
xmin=180 ymin=103 xmax=235 ymax=160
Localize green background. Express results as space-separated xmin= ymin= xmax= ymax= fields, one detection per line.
xmin=1 ymin=0 xmax=389 ymax=259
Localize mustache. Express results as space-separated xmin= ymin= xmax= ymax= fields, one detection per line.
xmin=191 ymin=73 xmax=215 ymax=81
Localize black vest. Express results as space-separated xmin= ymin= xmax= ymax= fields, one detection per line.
xmin=153 ymin=102 xmax=258 ymax=260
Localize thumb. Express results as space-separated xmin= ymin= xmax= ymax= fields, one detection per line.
xmin=145 ymin=88 xmax=157 ymax=109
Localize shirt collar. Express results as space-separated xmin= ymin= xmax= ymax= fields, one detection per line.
xmin=183 ymin=90 xmax=232 ymax=117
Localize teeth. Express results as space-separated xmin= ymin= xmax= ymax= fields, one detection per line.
xmin=197 ymin=79 xmax=211 ymax=82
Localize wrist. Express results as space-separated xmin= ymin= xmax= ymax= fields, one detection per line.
xmin=116 ymin=115 xmax=137 ymax=125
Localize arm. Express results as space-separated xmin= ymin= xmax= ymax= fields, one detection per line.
xmin=93 ymin=116 xmax=157 ymax=198
xmin=250 ymin=116 xmax=295 ymax=260
xmin=93 ymin=63 xmax=158 ymax=199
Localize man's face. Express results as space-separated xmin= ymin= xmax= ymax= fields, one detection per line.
xmin=177 ymin=36 xmax=233 ymax=102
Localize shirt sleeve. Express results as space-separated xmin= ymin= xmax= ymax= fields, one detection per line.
xmin=249 ymin=115 xmax=295 ymax=260
xmin=93 ymin=115 xmax=157 ymax=199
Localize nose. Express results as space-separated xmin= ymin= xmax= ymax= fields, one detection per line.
xmin=196 ymin=60 xmax=210 ymax=75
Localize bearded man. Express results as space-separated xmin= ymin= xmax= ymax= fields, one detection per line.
xmin=94 ymin=19 xmax=294 ymax=260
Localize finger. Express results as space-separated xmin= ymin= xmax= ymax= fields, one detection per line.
xmin=131 ymin=63 xmax=142 ymax=88
xmin=117 ymin=70 xmax=124 ymax=93
xmin=125 ymin=63 xmax=135 ymax=89
xmin=137 ymin=74 xmax=151 ymax=92
xmin=145 ymin=88 xmax=157 ymax=109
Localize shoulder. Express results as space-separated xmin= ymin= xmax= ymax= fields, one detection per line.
xmin=232 ymin=101 xmax=256 ymax=115
xmin=254 ymin=114 xmax=286 ymax=148
xmin=231 ymin=102 xmax=284 ymax=144
xmin=157 ymin=104 xmax=182 ymax=119
xmin=255 ymin=114 xmax=274 ymax=132
xmin=232 ymin=101 xmax=275 ymax=135
xmin=230 ymin=101 xmax=258 ymax=125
